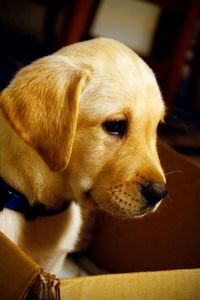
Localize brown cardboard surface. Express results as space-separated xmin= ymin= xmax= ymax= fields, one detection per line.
xmin=0 ymin=232 xmax=40 ymax=300
xmin=60 ymin=268 xmax=200 ymax=300
xmin=88 ymin=142 xmax=200 ymax=272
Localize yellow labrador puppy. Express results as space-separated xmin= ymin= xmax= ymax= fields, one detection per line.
xmin=0 ymin=38 xmax=167 ymax=277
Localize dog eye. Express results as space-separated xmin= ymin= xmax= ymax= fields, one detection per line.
xmin=103 ymin=119 xmax=127 ymax=137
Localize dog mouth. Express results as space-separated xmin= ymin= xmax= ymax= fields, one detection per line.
xmin=131 ymin=204 xmax=160 ymax=218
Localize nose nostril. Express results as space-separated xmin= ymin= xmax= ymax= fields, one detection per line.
xmin=141 ymin=182 xmax=168 ymax=206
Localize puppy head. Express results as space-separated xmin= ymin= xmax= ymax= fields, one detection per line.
xmin=0 ymin=38 xmax=167 ymax=218
xmin=61 ymin=38 xmax=167 ymax=218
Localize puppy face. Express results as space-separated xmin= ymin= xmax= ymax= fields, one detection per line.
xmin=63 ymin=39 xmax=167 ymax=218
xmin=0 ymin=38 xmax=167 ymax=218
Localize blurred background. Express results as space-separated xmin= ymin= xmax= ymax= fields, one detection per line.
xmin=0 ymin=0 xmax=199 ymax=162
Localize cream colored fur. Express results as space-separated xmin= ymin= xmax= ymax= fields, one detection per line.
xmin=0 ymin=38 xmax=166 ymax=277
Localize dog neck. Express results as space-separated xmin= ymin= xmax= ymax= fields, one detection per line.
xmin=0 ymin=177 xmax=70 ymax=220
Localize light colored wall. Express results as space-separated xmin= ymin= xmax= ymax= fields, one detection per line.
xmin=90 ymin=0 xmax=161 ymax=56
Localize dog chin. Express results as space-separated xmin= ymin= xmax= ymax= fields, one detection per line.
xmin=81 ymin=190 xmax=99 ymax=209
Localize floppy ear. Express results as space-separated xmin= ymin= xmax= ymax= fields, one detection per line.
xmin=0 ymin=55 xmax=90 ymax=172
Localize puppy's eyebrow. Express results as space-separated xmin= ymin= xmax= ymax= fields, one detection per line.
xmin=104 ymin=112 xmax=127 ymax=121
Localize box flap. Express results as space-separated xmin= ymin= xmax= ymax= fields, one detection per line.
xmin=60 ymin=268 xmax=200 ymax=300
xmin=0 ymin=231 xmax=40 ymax=300
xmin=0 ymin=231 xmax=61 ymax=300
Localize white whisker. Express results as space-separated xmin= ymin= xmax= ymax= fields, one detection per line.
xmin=165 ymin=170 xmax=184 ymax=176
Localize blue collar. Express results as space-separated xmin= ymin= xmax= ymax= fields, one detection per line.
xmin=0 ymin=178 xmax=70 ymax=221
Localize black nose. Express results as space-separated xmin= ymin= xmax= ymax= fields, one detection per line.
xmin=141 ymin=182 xmax=168 ymax=206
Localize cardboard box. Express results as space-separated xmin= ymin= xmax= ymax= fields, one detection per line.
xmin=0 ymin=142 xmax=200 ymax=300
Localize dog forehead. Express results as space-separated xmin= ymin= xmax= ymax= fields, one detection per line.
xmin=79 ymin=82 xmax=164 ymax=127
xmin=79 ymin=68 xmax=164 ymax=123
xmin=72 ymin=38 xmax=164 ymax=123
